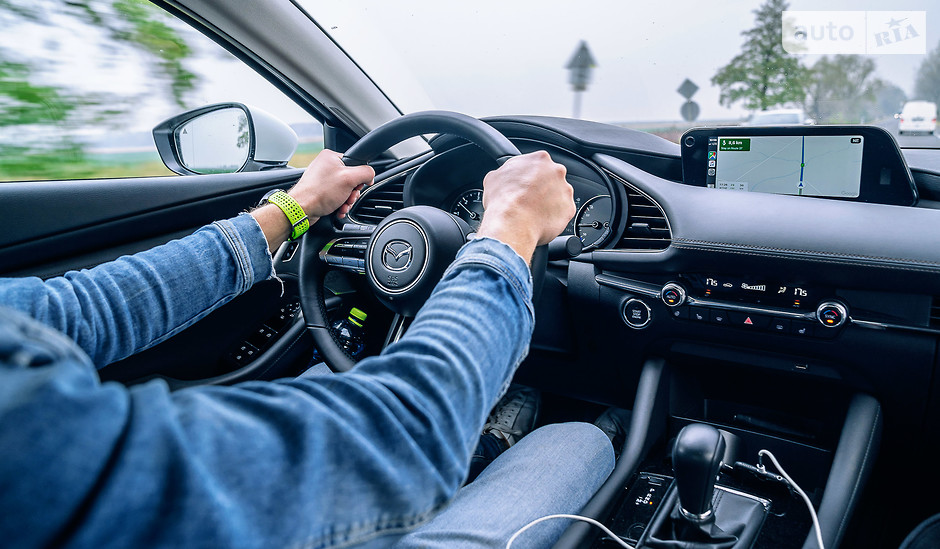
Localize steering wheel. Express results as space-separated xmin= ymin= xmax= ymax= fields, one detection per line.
xmin=298 ymin=111 xmax=547 ymax=372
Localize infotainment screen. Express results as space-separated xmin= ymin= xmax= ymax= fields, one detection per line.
xmin=680 ymin=125 xmax=917 ymax=206
xmin=707 ymin=135 xmax=863 ymax=198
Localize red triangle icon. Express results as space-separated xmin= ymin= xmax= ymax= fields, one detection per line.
xmin=744 ymin=317 xmax=753 ymax=325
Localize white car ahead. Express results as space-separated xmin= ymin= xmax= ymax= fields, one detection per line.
xmin=899 ymin=101 xmax=938 ymax=136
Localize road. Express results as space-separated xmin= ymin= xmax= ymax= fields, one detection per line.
xmin=874 ymin=117 xmax=940 ymax=148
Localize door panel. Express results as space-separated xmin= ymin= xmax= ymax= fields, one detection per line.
xmin=1 ymin=168 xmax=316 ymax=385
xmin=0 ymin=169 xmax=305 ymax=276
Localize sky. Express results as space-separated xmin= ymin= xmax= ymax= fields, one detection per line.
xmin=304 ymin=0 xmax=939 ymax=123
xmin=2 ymin=0 xmax=938 ymax=138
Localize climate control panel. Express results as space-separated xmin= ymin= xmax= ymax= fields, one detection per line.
xmin=597 ymin=274 xmax=850 ymax=338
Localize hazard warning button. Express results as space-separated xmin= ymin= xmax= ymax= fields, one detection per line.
xmin=728 ymin=311 xmax=770 ymax=329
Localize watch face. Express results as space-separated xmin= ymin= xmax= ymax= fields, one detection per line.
xmin=259 ymin=189 xmax=284 ymax=208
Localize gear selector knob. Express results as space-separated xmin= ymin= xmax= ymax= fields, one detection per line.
xmin=672 ymin=423 xmax=726 ymax=522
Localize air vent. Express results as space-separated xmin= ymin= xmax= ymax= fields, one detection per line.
xmin=349 ymin=175 xmax=405 ymax=225
xmin=930 ymin=297 xmax=940 ymax=328
xmin=618 ymin=186 xmax=671 ymax=251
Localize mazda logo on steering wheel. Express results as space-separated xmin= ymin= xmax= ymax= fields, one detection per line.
xmin=382 ymin=240 xmax=413 ymax=271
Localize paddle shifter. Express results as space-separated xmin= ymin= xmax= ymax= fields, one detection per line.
xmin=672 ymin=423 xmax=726 ymax=522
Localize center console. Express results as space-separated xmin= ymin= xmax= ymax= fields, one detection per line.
xmin=575 ymin=358 xmax=883 ymax=549
xmin=549 ymin=260 xmax=924 ymax=549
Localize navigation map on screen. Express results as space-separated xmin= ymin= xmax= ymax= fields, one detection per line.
xmin=709 ymin=135 xmax=863 ymax=198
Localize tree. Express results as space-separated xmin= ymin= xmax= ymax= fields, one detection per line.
xmin=914 ymin=41 xmax=940 ymax=106
xmin=712 ymin=0 xmax=810 ymax=111
xmin=805 ymin=55 xmax=884 ymax=123
xmin=0 ymin=0 xmax=198 ymax=179
xmin=872 ymin=81 xmax=907 ymax=119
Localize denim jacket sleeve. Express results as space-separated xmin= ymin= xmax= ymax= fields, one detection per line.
xmin=0 ymin=213 xmax=274 ymax=368
xmin=0 ymin=227 xmax=535 ymax=548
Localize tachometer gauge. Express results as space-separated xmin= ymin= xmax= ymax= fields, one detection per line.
xmin=575 ymin=195 xmax=612 ymax=250
xmin=451 ymin=189 xmax=484 ymax=231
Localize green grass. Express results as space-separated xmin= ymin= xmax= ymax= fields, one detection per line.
xmin=0 ymin=142 xmax=324 ymax=182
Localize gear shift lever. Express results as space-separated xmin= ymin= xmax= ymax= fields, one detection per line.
xmin=640 ymin=424 xmax=767 ymax=548
xmin=672 ymin=423 xmax=726 ymax=522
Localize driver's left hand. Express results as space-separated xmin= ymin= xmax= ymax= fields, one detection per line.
xmin=291 ymin=150 xmax=376 ymax=219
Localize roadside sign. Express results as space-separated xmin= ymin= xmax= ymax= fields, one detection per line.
xmin=566 ymin=41 xmax=597 ymax=92
xmin=681 ymin=101 xmax=700 ymax=122
xmin=677 ymin=79 xmax=699 ymax=100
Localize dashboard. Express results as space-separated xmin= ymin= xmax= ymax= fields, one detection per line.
xmin=345 ymin=116 xmax=940 ymax=548
xmin=405 ymin=139 xmax=623 ymax=251
xmin=347 ymin=117 xmax=940 ymax=361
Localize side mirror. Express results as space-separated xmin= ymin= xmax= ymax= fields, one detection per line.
xmin=153 ymin=103 xmax=298 ymax=175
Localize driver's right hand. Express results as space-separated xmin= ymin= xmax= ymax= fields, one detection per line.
xmin=477 ymin=151 xmax=575 ymax=263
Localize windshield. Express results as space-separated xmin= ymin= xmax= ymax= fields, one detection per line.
xmin=301 ymin=0 xmax=939 ymax=148
xmin=748 ymin=113 xmax=803 ymax=125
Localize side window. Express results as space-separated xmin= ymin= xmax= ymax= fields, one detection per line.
xmin=0 ymin=0 xmax=321 ymax=183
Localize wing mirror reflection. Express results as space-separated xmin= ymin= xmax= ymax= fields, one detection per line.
xmin=153 ymin=103 xmax=298 ymax=175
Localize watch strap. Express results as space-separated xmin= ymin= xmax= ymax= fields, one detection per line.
xmin=262 ymin=189 xmax=309 ymax=240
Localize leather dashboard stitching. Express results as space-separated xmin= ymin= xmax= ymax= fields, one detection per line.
xmin=673 ymin=238 xmax=940 ymax=267
xmin=672 ymin=242 xmax=940 ymax=274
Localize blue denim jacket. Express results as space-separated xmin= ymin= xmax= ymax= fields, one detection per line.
xmin=0 ymin=213 xmax=534 ymax=548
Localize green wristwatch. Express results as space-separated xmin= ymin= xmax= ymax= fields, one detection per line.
xmin=260 ymin=189 xmax=309 ymax=240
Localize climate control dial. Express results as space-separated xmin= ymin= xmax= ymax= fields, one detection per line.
xmin=816 ymin=301 xmax=847 ymax=328
xmin=661 ymin=282 xmax=687 ymax=307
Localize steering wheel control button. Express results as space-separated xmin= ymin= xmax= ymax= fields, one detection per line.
xmin=661 ymin=283 xmax=686 ymax=307
xmin=320 ymin=237 xmax=369 ymax=273
xmin=816 ymin=301 xmax=847 ymax=328
xmin=622 ymin=299 xmax=652 ymax=329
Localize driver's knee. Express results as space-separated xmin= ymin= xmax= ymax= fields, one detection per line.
xmin=486 ymin=422 xmax=615 ymax=492
xmin=526 ymin=422 xmax=615 ymax=472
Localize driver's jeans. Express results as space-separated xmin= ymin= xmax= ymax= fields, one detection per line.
xmin=0 ymin=213 xmax=614 ymax=548
xmin=300 ymin=366 xmax=616 ymax=547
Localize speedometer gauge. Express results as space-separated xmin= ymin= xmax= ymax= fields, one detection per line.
xmin=451 ymin=189 xmax=484 ymax=231
xmin=575 ymin=195 xmax=612 ymax=249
